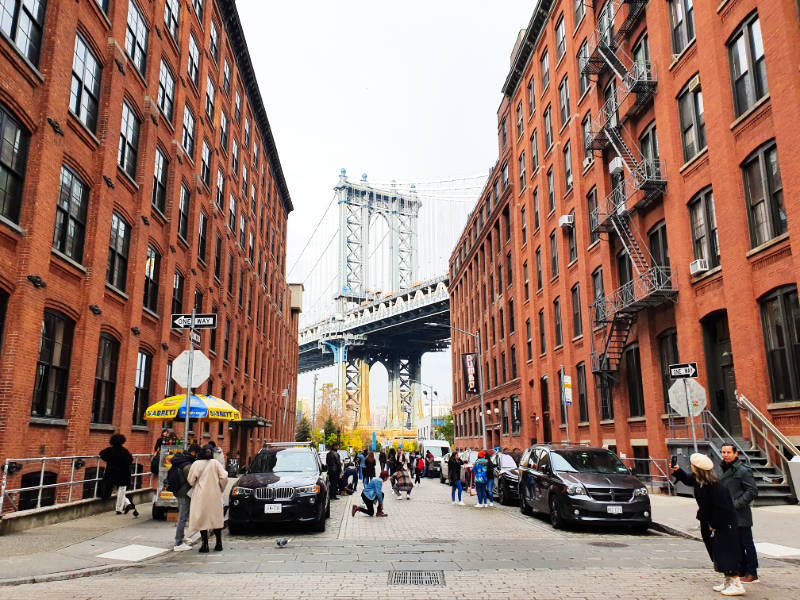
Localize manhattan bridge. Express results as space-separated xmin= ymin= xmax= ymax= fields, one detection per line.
xmin=293 ymin=169 xmax=483 ymax=435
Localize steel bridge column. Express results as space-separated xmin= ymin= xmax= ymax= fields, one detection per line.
xmin=387 ymin=357 xmax=402 ymax=430
xmin=409 ymin=353 xmax=423 ymax=426
xmin=391 ymin=203 xmax=400 ymax=293
xmin=356 ymin=359 xmax=371 ymax=429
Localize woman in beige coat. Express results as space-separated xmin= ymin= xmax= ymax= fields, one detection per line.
xmin=187 ymin=446 xmax=229 ymax=552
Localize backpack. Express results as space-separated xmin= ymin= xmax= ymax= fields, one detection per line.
xmin=474 ymin=461 xmax=487 ymax=484
xmin=165 ymin=462 xmax=186 ymax=493
xmin=417 ymin=458 xmax=425 ymax=471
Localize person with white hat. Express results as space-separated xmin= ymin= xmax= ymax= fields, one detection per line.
xmin=673 ymin=453 xmax=745 ymax=596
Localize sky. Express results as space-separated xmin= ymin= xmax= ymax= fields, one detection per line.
xmin=237 ymin=1 xmax=535 ymax=419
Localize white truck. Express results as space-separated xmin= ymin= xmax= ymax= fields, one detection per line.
xmin=418 ymin=439 xmax=451 ymax=478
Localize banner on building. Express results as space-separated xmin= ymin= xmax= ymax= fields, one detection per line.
xmin=462 ymin=353 xmax=480 ymax=394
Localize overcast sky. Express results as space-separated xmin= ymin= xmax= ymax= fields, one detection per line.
xmin=238 ymin=1 xmax=534 ymax=419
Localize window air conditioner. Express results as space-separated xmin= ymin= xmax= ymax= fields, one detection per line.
xmin=688 ymin=74 xmax=701 ymax=93
xmin=558 ymin=214 xmax=574 ymax=228
xmin=689 ymin=258 xmax=709 ymax=276
xmin=609 ymin=156 xmax=624 ymax=175
xmin=582 ymin=156 xmax=593 ymax=170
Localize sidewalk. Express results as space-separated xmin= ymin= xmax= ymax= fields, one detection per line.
xmin=650 ymin=493 xmax=800 ymax=559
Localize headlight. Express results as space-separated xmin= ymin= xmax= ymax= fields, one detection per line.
xmin=634 ymin=487 xmax=648 ymax=497
xmin=296 ymin=485 xmax=320 ymax=494
xmin=566 ymin=484 xmax=586 ymax=496
xmin=231 ymin=486 xmax=252 ymax=497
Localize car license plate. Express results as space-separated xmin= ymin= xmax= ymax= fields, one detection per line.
xmin=264 ymin=504 xmax=282 ymax=514
xmin=607 ymin=505 xmax=623 ymax=514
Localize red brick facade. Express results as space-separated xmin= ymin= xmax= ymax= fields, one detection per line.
xmin=450 ymin=0 xmax=800 ymax=459
xmin=0 ymin=0 xmax=299 ymax=491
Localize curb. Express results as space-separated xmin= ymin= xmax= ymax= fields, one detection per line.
xmin=0 ymin=562 xmax=144 ymax=587
xmin=650 ymin=521 xmax=701 ymax=541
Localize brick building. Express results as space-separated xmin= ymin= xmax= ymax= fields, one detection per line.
xmin=450 ymin=0 xmax=800 ymax=462
xmin=0 ymin=0 xmax=300 ymax=501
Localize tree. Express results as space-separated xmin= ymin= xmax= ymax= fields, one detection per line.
xmin=436 ymin=412 xmax=454 ymax=445
xmin=323 ymin=416 xmax=337 ymax=442
xmin=295 ymin=415 xmax=311 ymax=442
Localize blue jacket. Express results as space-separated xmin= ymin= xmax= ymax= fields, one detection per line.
xmin=362 ymin=477 xmax=384 ymax=503
xmin=473 ymin=458 xmax=488 ymax=484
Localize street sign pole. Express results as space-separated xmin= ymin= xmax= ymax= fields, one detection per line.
xmin=560 ymin=366 xmax=570 ymax=445
xmin=684 ymin=377 xmax=698 ymax=452
xmin=184 ymin=307 xmax=196 ymax=448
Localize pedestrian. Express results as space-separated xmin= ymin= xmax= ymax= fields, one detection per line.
xmin=448 ymin=452 xmax=464 ymax=505
xmin=379 ymin=448 xmax=387 ymax=473
xmin=151 ymin=428 xmax=175 ymax=475
xmin=171 ymin=443 xmax=202 ymax=552
xmin=187 ymin=445 xmax=229 ymax=553
xmin=390 ymin=463 xmax=414 ymax=500
xmin=720 ymin=444 xmax=759 ymax=584
xmin=415 ymin=455 xmax=425 ymax=485
xmin=424 ymin=450 xmax=434 ymax=477
xmin=326 ymin=442 xmax=343 ymax=499
xmin=364 ymin=451 xmax=377 ymax=485
xmin=473 ymin=451 xmax=489 ymax=508
xmin=207 ymin=440 xmax=225 ymax=466
xmin=356 ymin=449 xmax=365 ymax=482
xmin=673 ymin=453 xmax=744 ymax=596
xmin=99 ymin=434 xmax=139 ymax=517
xmin=485 ymin=450 xmax=496 ymax=507
xmin=351 ymin=470 xmax=389 ymax=517
xmin=387 ymin=448 xmax=397 ymax=474
xmin=397 ymin=448 xmax=406 ymax=469
xmin=342 ymin=462 xmax=359 ymax=494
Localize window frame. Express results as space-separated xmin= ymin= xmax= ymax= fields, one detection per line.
xmin=143 ymin=244 xmax=161 ymax=313
xmin=124 ymin=0 xmax=149 ymax=76
xmin=52 ymin=165 xmax=89 ymax=263
xmin=31 ymin=309 xmax=75 ymax=419
xmin=727 ymin=13 xmax=767 ymax=118
xmin=92 ymin=333 xmax=119 ymax=424
xmin=118 ymin=101 xmax=140 ymax=178
xmin=70 ymin=32 xmax=102 ymax=132
xmin=689 ymin=187 xmax=720 ymax=268
xmin=742 ymin=140 xmax=785 ymax=248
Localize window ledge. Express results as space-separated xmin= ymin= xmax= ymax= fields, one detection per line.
xmin=131 ymin=425 xmax=150 ymax=432
xmin=587 ymin=239 xmax=600 ymax=253
xmin=51 ymin=249 xmax=87 ymax=274
xmin=767 ymin=401 xmax=800 ymax=410
xmin=730 ymin=94 xmax=771 ymax=131
xmin=105 ymin=283 xmax=129 ymax=301
xmin=627 ymin=417 xmax=646 ymax=423
xmin=553 ymin=344 xmax=563 ymax=351
xmin=567 ymin=258 xmax=578 ymax=269
xmin=599 ymin=419 xmax=614 ymax=425
xmin=578 ymin=421 xmax=590 ymax=427
xmin=143 ymin=307 xmax=160 ymax=321
xmin=0 ymin=214 xmax=25 ymax=237
xmin=690 ymin=264 xmax=721 ymax=285
xmin=572 ymin=334 xmax=583 ymax=343
xmin=544 ymin=145 xmax=554 ymax=160
xmin=0 ymin=29 xmax=45 ymax=84
xmin=745 ymin=232 xmax=789 ymax=259
xmin=151 ymin=207 xmax=168 ymax=225
xmin=678 ymin=146 xmax=709 ymax=174
xmin=30 ymin=417 xmax=69 ymax=426
xmin=668 ymin=38 xmax=697 ymax=72
xmin=90 ymin=423 xmax=117 ymax=431
xmin=116 ymin=166 xmax=140 ymax=192
xmin=66 ymin=111 xmax=101 ymax=149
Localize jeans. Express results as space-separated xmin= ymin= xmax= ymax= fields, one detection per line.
xmin=115 ymin=486 xmax=131 ymax=512
xmin=174 ymin=496 xmax=191 ymax=546
xmin=738 ymin=526 xmax=758 ymax=577
xmin=475 ymin=481 xmax=488 ymax=504
xmin=487 ymin=478 xmax=495 ymax=502
xmin=358 ymin=492 xmax=382 ymax=516
xmin=343 ymin=469 xmax=358 ymax=491
xmin=451 ymin=480 xmax=463 ymax=502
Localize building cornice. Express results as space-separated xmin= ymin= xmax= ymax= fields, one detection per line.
xmin=501 ymin=0 xmax=555 ymax=98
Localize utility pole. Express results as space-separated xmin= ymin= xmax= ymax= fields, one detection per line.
xmin=183 ymin=307 xmax=197 ymax=448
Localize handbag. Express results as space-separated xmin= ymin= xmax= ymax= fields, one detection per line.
xmin=469 ymin=486 xmax=477 ymax=496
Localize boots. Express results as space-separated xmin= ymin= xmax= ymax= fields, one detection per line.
xmin=199 ymin=530 xmax=209 ymax=553
xmin=213 ymin=528 xmax=223 ymax=552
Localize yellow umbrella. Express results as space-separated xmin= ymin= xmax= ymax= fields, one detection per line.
xmin=145 ymin=394 xmax=241 ymax=422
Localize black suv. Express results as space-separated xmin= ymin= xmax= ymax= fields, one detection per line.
xmin=228 ymin=443 xmax=330 ymax=533
xmin=518 ymin=445 xmax=651 ymax=530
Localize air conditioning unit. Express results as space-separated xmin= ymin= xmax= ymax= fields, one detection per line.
xmin=582 ymin=156 xmax=593 ymax=170
xmin=558 ymin=214 xmax=574 ymax=228
xmin=609 ymin=156 xmax=624 ymax=175
xmin=688 ymin=74 xmax=701 ymax=93
xmin=689 ymin=258 xmax=709 ymax=276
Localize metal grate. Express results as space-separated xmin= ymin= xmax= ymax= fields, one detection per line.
xmin=388 ymin=570 xmax=445 ymax=586
xmin=254 ymin=487 xmax=295 ymax=501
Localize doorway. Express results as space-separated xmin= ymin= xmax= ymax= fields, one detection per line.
xmin=541 ymin=377 xmax=552 ymax=443
xmin=701 ymin=311 xmax=740 ymax=435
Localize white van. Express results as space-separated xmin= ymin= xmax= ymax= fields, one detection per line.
xmin=418 ymin=440 xmax=451 ymax=477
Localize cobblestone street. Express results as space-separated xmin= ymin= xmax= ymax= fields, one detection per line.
xmin=3 ymin=480 xmax=799 ymax=599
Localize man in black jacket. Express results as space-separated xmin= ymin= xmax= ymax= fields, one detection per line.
xmin=326 ymin=443 xmax=343 ymax=500
xmin=720 ymin=444 xmax=759 ymax=583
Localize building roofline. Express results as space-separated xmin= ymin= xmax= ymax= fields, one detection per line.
xmin=501 ymin=0 xmax=555 ymax=98
xmin=217 ymin=0 xmax=293 ymax=214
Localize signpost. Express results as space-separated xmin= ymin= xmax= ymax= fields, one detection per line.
xmin=668 ymin=362 xmax=705 ymax=452
xmin=560 ymin=367 xmax=571 ymax=444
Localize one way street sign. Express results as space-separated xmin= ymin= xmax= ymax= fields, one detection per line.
xmin=669 ymin=362 xmax=698 ymax=379
xmin=171 ymin=313 xmax=218 ymax=329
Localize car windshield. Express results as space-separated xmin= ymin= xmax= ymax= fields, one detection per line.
xmin=249 ymin=450 xmax=318 ymax=473
xmin=551 ymin=450 xmax=628 ymax=474
xmin=425 ymin=446 xmax=447 ymax=457
xmin=500 ymin=454 xmax=517 ymax=469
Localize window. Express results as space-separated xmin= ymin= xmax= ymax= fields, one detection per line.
xmin=228 ymin=194 xmax=235 ymax=231
xmin=553 ymin=297 xmax=562 ymax=347
xmin=639 ymin=121 xmax=660 ymax=180
xmin=592 ymin=267 xmax=605 ymax=323
xmin=547 ymin=167 xmax=555 ymax=213
xmin=187 ymin=34 xmax=200 ymax=86
xmin=760 ymin=286 xmax=800 ymax=403
xmin=499 ymin=307 xmax=505 ymax=339
xmin=658 ymin=329 xmax=679 ymax=412
xmin=563 ymin=143 xmax=573 ymax=190
xmin=70 ymin=33 xmax=102 ymax=132
xmin=574 ymin=0 xmax=585 ymax=24
xmin=728 ymin=15 xmax=767 ymax=117
xmin=52 ymin=165 xmax=88 ymax=263
xmin=192 ymin=0 xmax=203 ymax=21
xmin=205 ymin=75 xmax=215 ymax=120
xmin=533 ymin=187 xmax=540 ymax=230
xmin=521 ymin=206 xmax=527 ymax=245
xmin=151 ymin=148 xmax=168 ymax=213
xmin=223 ymin=59 xmax=231 ymax=95
xmin=540 ymin=50 xmax=550 ymax=90
xmin=164 ymin=0 xmax=180 ymax=41
xmin=125 ymin=0 xmax=148 ymax=75
xmin=242 ymin=163 xmax=248 ymax=196
xmin=539 ymin=309 xmax=546 ymax=354
xmin=198 ymin=212 xmax=208 ymax=262
xmin=194 ymin=288 xmax=203 ymax=313
xmin=143 ymin=245 xmax=160 ymax=312
xmin=199 ymin=140 xmax=212 ymax=186
xmin=743 ymin=141 xmax=785 ymax=247
xmin=500 ymin=117 xmax=507 ymax=148
xmin=625 ymin=345 xmax=645 ymax=417
xmin=219 ymin=110 xmax=228 ymax=151
xmin=32 ymin=310 xmax=74 ymax=418
xmin=164 ymin=360 xmax=176 ymax=397
xmin=510 ymin=346 xmax=518 ymax=379
xmin=535 ymin=246 xmax=543 ymax=290
xmin=544 ymin=105 xmax=553 ymax=149
xmin=106 ymin=212 xmax=130 ymax=291
xmin=501 ymin=351 xmax=507 ymax=382
xmin=678 ymin=81 xmax=705 ymax=162
xmin=578 ymin=40 xmax=589 ymax=97
xmin=508 ymin=299 xmax=515 ymax=333
xmin=232 ymin=139 xmax=239 ymax=173
xmin=234 ymin=91 xmax=242 ymax=123
xmin=491 ymin=315 xmax=496 ymax=345
xmin=92 ymin=334 xmax=119 ymax=424
xmin=587 ymin=187 xmax=598 ymax=244
xmin=234 ymin=329 xmax=241 ymax=367
xmin=669 ymin=0 xmax=695 ymax=54
xmin=223 ymin=317 xmax=230 ymax=360
xmin=510 ymin=395 xmax=521 ymax=435
xmin=19 ymin=472 xmax=57 ymax=510
xmin=171 ymin=269 xmax=184 ymax=315
xmin=530 ymin=130 xmax=539 ymax=173
xmin=518 ymin=151 xmax=526 ymax=189
xmin=501 ymin=161 xmax=509 ymax=190
xmin=177 ymin=184 xmax=190 ymax=240
xmin=239 ymin=213 xmax=246 ymax=247
xmin=501 ymin=398 xmax=509 ymax=435
xmin=556 ymin=16 xmax=566 ymax=61
xmin=599 ymin=377 xmax=614 ymax=421
xmin=157 ymin=60 xmax=175 ymax=121
xmin=182 ymin=104 xmax=195 ymax=158
xmin=572 ymin=363 xmax=587 ymax=423
xmin=516 ymin=102 xmax=523 ymax=138
xmin=549 ymin=230 xmax=558 ymax=278
xmin=214 ymin=233 xmax=222 ymax=279
xmin=648 ymin=221 xmax=670 ymax=268
xmin=209 ymin=304 xmax=218 ymax=352
xmin=209 ymin=20 xmax=219 ymax=62
xmin=582 ymin=112 xmax=592 ymax=162
xmin=132 ymin=350 xmax=152 ymax=425
xmin=244 ymin=118 xmax=251 ymax=149
xmin=521 ymin=262 xmax=529 ymax=302
xmin=525 ymin=319 xmax=533 ymax=360
xmin=118 ymin=101 xmax=140 ymax=178
xmin=0 ymin=105 xmax=28 ymax=224
xmin=527 ymin=77 xmax=535 ymax=115
xmin=689 ymin=188 xmax=719 ymax=268
xmin=216 ymin=168 xmax=225 ymax=209
xmin=559 ymin=75 xmax=570 ymax=126
xmin=570 ymin=284 xmax=583 ymax=338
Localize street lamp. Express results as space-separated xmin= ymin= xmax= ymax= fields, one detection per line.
xmin=426 ymin=322 xmax=487 ymax=450
xmin=422 ymin=385 xmax=438 ymax=439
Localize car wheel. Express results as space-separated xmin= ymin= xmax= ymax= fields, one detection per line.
xmin=440 ymin=473 xmax=445 ymax=484
xmin=313 ymin=511 xmax=326 ymax=532
xmin=325 ymin=498 xmax=331 ymax=518
xmin=228 ymin=521 xmax=245 ymax=535
xmin=519 ymin=493 xmax=532 ymax=516
xmin=549 ymin=495 xmax=564 ymax=529
xmin=497 ymin=482 xmax=506 ymax=505
xmin=151 ymin=505 xmax=166 ymax=520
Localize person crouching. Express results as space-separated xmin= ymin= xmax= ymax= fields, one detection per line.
xmin=351 ymin=470 xmax=389 ymax=517
xmin=390 ymin=463 xmax=414 ymax=499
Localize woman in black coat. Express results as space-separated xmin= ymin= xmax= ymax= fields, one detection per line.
xmin=363 ymin=451 xmax=377 ymax=484
xmin=673 ymin=453 xmax=743 ymax=595
xmin=100 ymin=434 xmax=139 ymax=517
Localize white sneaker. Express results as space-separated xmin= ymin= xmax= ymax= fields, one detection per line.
xmin=713 ymin=577 xmax=730 ymax=592
xmin=452 ymin=500 xmax=457 ymax=504
xmin=721 ymin=579 xmax=745 ymax=596
xmin=183 ymin=537 xmax=194 ymax=546
xmin=458 ymin=500 xmax=465 ymax=506
xmin=173 ymin=543 xmax=192 ymax=552
xmin=488 ymin=501 xmax=494 ymax=507
xmin=476 ymin=503 xmax=483 ymax=508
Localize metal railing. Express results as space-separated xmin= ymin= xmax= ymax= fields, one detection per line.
xmin=620 ymin=457 xmax=674 ymax=494
xmin=590 ymin=266 xmax=675 ymax=321
xmin=737 ymin=393 xmax=800 ymax=485
xmin=1 ymin=454 xmax=153 ymax=515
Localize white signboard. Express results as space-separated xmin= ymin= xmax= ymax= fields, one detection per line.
xmin=669 ymin=378 xmax=707 ymax=417
xmin=171 ymin=349 xmax=210 ymax=389
xmin=562 ymin=374 xmax=573 ymax=406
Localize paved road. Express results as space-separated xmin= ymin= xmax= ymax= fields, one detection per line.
xmin=3 ymin=478 xmax=799 ymax=599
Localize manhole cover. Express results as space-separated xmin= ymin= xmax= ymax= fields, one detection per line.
xmin=388 ymin=570 xmax=445 ymax=586
xmin=587 ymin=541 xmax=628 ymax=548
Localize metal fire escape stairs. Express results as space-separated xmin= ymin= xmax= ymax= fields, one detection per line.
xmin=582 ymin=0 xmax=676 ymax=382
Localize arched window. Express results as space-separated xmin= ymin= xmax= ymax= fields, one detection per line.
xmin=32 ymin=310 xmax=75 ymax=419
xmin=0 ymin=104 xmax=30 ymax=224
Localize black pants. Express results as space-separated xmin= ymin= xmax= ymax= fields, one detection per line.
xmin=329 ymin=472 xmax=340 ymax=497
xmin=738 ymin=526 xmax=758 ymax=577
xmin=358 ymin=492 xmax=382 ymax=516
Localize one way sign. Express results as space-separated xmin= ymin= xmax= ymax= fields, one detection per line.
xmin=171 ymin=313 xmax=217 ymax=329
xmin=669 ymin=362 xmax=698 ymax=379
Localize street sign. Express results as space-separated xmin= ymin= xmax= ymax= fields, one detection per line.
xmin=171 ymin=313 xmax=217 ymax=330
xmin=562 ymin=374 xmax=573 ymax=406
xmin=669 ymin=362 xmax=698 ymax=379
xmin=171 ymin=349 xmax=210 ymax=388
xmin=190 ymin=330 xmax=201 ymax=346
xmin=669 ymin=378 xmax=707 ymax=417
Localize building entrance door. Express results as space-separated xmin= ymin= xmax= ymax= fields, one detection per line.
xmin=702 ymin=311 xmax=741 ymax=436
xmin=541 ymin=377 xmax=552 ymax=443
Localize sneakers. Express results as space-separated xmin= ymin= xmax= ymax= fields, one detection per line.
xmin=173 ymin=543 xmax=192 ymax=552
xmin=720 ymin=578 xmax=746 ymax=596
xmin=476 ymin=503 xmax=484 ymax=508
xmin=458 ymin=500 xmax=465 ymax=506
xmin=488 ymin=501 xmax=494 ymax=507
xmin=713 ymin=577 xmax=731 ymax=592
xmin=351 ymin=505 xmax=360 ymax=517
xmin=452 ymin=500 xmax=457 ymax=505
xmin=739 ymin=576 xmax=759 ymax=584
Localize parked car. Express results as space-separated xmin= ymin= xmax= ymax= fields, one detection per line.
xmin=319 ymin=449 xmax=352 ymax=470
xmin=518 ymin=445 xmax=651 ymax=530
xmin=440 ymin=450 xmax=478 ymax=487
xmin=491 ymin=452 xmax=520 ymax=505
xmin=418 ymin=439 xmax=450 ymax=477
xmin=228 ymin=444 xmax=330 ymax=534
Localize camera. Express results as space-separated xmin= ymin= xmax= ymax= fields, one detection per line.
xmin=670 ymin=455 xmax=678 ymax=468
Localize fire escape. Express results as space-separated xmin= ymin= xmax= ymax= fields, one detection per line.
xmin=581 ymin=0 xmax=676 ymax=381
